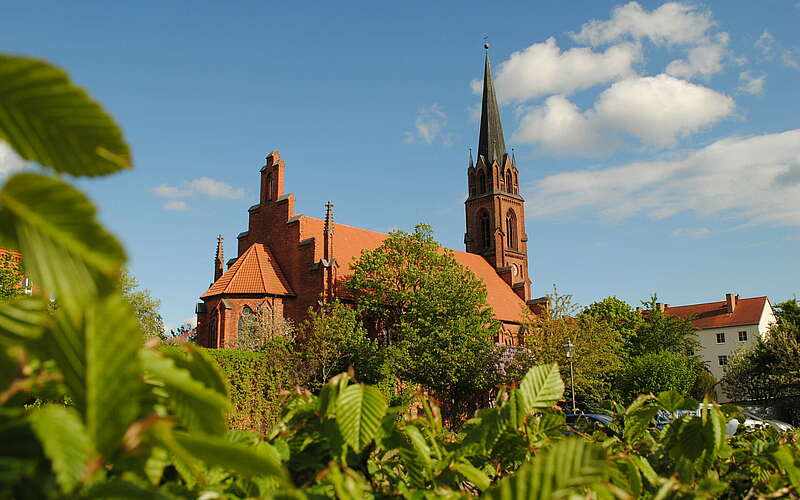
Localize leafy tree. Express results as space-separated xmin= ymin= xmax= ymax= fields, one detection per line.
xmin=235 ymin=303 xmax=295 ymax=351
xmin=579 ymin=296 xmax=643 ymax=356
xmin=620 ymin=351 xmax=698 ymax=399
xmin=509 ymin=291 xmax=623 ymax=407
xmin=0 ymin=251 xmax=26 ymax=301
xmin=296 ymin=300 xmax=381 ymax=390
xmin=344 ymin=224 xmax=501 ymax=419
xmin=775 ymin=298 xmax=800 ymax=330
xmin=119 ymin=269 xmax=165 ymax=339
xmin=632 ymin=294 xmax=700 ymax=357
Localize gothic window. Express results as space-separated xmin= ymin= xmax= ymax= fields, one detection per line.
xmin=468 ymin=172 xmax=476 ymax=196
xmin=478 ymin=170 xmax=487 ymax=194
xmin=480 ymin=211 xmax=491 ymax=249
xmin=506 ymin=209 xmax=518 ymax=249
xmin=238 ymin=306 xmax=253 ymax=336
xmin=209 ymin=310 xmax=218 ymax=348
xmin=266 ymin=173 xmax=273 ymax=201
xmin=506 ymin=171 xmax=513 ymax=193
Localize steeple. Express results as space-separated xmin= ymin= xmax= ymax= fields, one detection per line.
xmin=477 ymin=44 xmax=506 ymax=165
xmin=214 ymin=235 xmax=224 ymax=282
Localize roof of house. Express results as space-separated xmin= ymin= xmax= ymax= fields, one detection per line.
xmin=299 ymin=216 xmax=529 ymax=323
xmin=661 ymin=296 xmax=770 ymax=329
xmin=201 ymin=243 xmax=294 ymax=298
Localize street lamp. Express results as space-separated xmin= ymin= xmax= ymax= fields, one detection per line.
xmin=564 ymin=339 xmax=577 ymax=413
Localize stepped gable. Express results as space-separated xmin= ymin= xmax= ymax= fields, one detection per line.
xmin=201 ymin=243 xmax=294 ymax=298
xmin=299 ymin=216 xmax=528 ymax=323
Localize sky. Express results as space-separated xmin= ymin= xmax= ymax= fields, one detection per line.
xmin=1 ymin=1 xmax=798 ymax=330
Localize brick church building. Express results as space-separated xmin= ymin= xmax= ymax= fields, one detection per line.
xmin=195 ymin=48 xmax=544 ymax=348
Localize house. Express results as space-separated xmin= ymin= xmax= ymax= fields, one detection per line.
xmin=657 ymin=293 xmax=777 ymax=381
xmin=195 ymin=47 xmax=545 ymax=349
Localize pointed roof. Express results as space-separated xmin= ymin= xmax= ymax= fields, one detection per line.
xmin=201 ymin=243 xmax=294 ymax=298
xmin=478 ymin=46 xmax=506 ymax=165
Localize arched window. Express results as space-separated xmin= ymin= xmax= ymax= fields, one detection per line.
xmin=506 ymin=171 xmax=513 ymax=193
xmin=468 ymin=172 xmax=476 ymax=197
xmin=238 ymin=306 xmax=253 ymax=336
xmin=506 ymin=209 xmax=518 ymax=250
xmin=209 ymin=310 xmax=218 ymax=348
xmin=478 ymin=170 xmax=486 ymax=194
xmin=266 ymin=173 xmax=273 ymax=201
xmin=480 ymin=211 xmax=491 ymax=249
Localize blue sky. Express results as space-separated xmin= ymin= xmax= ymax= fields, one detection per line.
xmin=1 ymin=1 xmax=798 ymax=329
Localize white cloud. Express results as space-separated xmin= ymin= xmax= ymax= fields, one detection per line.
xmin=0 ymin=142 xmax=27 ymax=178
xmin=152 ymin=177 xmax=244 ymax=200
xmin=404 ymin=104 xmax=449 ymax=145
xmin=593 ymin=74 xmax=734 ymax=147
xmin=525 ymin=129 xmax=800 ymax=227
xmin=163 ymin=200 xmax=189 ymax=211
xmin=571 ymin=1 xmax=714 ymax=47
xmin=738 ymin=71 xmax=765 ymax=95
xmin=672 ymin=227 xmax=711 ymax=239
xmin=488 ymin=38 xmax=641 ymax=103
xmin=782 ymin=50 xmax=800 ymax=70
xmin=666 ymin=33 xmax=729 ymax=79
xmin=512 ymin=74 xmax=734 ymax=154
xmin=512 ymin=95 xmax=614 ymax=156
xmin=755 ymin=30 xmax=776 ymax=58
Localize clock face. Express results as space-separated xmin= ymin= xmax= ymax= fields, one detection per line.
xmin=511 ymin=263 xmax=519 ymax=276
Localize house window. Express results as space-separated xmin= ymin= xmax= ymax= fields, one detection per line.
xmin=716 ymin=332 xmax=725 ymax=344
xmin=718 ymin=355 xmax=728 ymax=367
xmin=738 ymin=331 xmax=747 ymax=342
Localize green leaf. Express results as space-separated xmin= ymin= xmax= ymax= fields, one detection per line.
xmin=162 ymin=343 xmax=228 ymax=398
xmin=30 ymin=405 xmax=93 ymax=493
xmin=0 ymin=173 xmax=126 ymax=315
xmin=0 ymin=54 xmax=131 ymax=176
xmin=518 ymin=363 xmax=565 ymax=411
xmin=482 ymin=438 xmax=608 ymax=499
xmin=175 ymin=432 xmax=288 ymax=481
xmin=141 ymin=349 xmax=230 ymax=436
xmin=453 ymin=462 xmax=491 ymax=491
xmin=84 ymin=479 xmax=174 ymax=499
xmin=0 ymin=295 xmax=49 ymax=343
xmin=40 ymin=293 xmax=141 ymax=458
xmin=335 ymin=384 xmax=387 ymax=452
xmin=657 ymin=390 xmax=692 ymax=412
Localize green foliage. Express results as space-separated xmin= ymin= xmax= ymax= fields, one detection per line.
xmin=634 ymin=294 xmax=700 ymax=357
xmin=775 ymin=298 xmax=800 ymax=330
xmin=235 ymin=303 xmax=296 ymax=351
xmin=119 ymin=269 xmax=165 ymax=339
xmin=621 ymin=350 xmax=698 ymax=399
xmin=344 ymin=224 xmax=501 ymax=420
xmin=580 ymin=295 xmax=644 ymax=355
xmin=0 ymin=252 xmax=26 ymax=301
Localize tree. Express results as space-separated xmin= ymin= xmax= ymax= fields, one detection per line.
xmin=775 ymin=298 xmax=800 ymax=330
xmin=579 ymin=296 xmax=643 ymax=356
xmin=344 ymin=224 xmax=501 ymax=419
xmin=620 ymin=351 xmax=697 ymax=399
xmin=119 ymin=269 xmax=165 ymax=339
xmin=235 ymin=303 xmax=295 ymax=351
xmin=0 ymin=252 xmax=25 ymax=301
xmin=509 ymin=290 xmax=623 ymax=407
xmin=296 ymin=300 xmax=381 ymax=390
xmin=632 ymin=295 xmax=700 ymax=358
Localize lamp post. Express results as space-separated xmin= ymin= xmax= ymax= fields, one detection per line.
xmin=565 ymin=339 xmax=577 ymax=413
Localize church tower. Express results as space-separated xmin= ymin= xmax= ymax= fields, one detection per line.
xmin=465 ymin=45 xmax=531 ymax=302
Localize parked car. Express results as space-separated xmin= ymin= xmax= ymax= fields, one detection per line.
xmin=674 ymin=405 xmax=784 ymax=436
xmin=564 ymin=413 xmax=613 ymax=436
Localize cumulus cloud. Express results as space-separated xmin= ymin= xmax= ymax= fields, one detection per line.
xmin=525 ymin=129 xmax=800 ymax=227
xmin=672 ymin=227 xmax=711 ymax=239
xmin=163 ymin=201 xmax=189 ymax=211
xmin=0 ymin=142 xmax=27 ymax=178
xmin=738 ymin=71 xmax=765 ymax=95
xmin=404 ymin=104 xmax=451 ymax=146
xmin=666 ymin=33 xmax=729 ymax=79
xmin=571 ymin=1 xmax=714 ymax=47
xmin=513 ymin=74 xmax=734 ymax=154
xmin=151 ymin=177 xmax=245 ymax=201
xmin=486 ymin=38 xmax=641 ymax=103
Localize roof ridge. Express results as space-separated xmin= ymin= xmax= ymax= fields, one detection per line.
xmin=256 ymin=244 xmax=268 ymax=293
xmin=667 ymin=296 xmax=767 ymax=309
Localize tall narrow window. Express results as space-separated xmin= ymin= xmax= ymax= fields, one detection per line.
xmin=506 ymin=171 xmax=513 ymax=193
xmin=478 ymin=170 xmax=486 ymax=194
xmin=209 ymin=311 xmax=218 ymax=348
xmin=266 ymin=173 xmax=273 ymax=201
xmin=505 ymin=209 xmax=517 ymax=249
xmin=238 ymin=306 xmax=253 ymax=336
xmin=480 ymin=211 xmax=491 ymax=249
xmin=468 ymin=172 xmax=476 ymax=196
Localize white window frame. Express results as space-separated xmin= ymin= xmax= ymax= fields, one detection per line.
xmin=738 ymin=330 xmax=747 ymax=342
xmin=716 ymin=332 xmax=726 ymax=344
xmin=718 ymin=355 xmax=728 ymax=366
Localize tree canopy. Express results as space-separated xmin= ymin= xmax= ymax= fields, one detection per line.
xmin=119 ymin=269 xmax=165 ymax=339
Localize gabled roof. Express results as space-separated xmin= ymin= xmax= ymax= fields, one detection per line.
xmin=661 ymin=296 xmax=770 ymax=329
xmin=299 ymin=217 xmax=528 ymax=323
xmin=201 ymin=243 xmax=294 ymax=298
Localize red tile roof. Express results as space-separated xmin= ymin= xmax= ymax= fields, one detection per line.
xmin=201 ymin=243 xmax=294 ymax=298
xmin=300 ymin=217 xmax=528 ymax=323
xmin=661 ymin=296 xmax=770 ymax=329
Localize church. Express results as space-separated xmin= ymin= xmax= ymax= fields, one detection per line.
xmin=195 ymin=47 xmax=545 ymax=348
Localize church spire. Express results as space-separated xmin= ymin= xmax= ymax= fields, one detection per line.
xmin=214 ymin=235 xmax=224 ymax=282
xmin=478 ymin=44 xmax=506 ymax=165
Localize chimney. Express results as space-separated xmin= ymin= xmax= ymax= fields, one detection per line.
xmin=656 ymin=302 xmax=666 ymax=312
xmin=214 ymin=235 xmax=224 ymax=282
xmin=725 ymin=293 xmax=738 ymax=314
